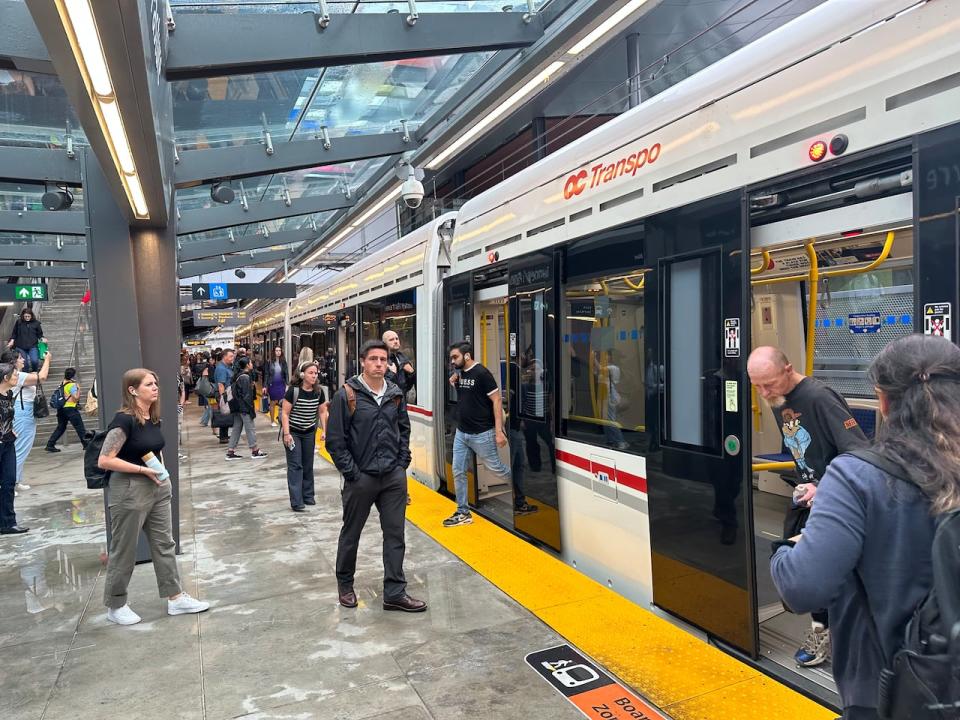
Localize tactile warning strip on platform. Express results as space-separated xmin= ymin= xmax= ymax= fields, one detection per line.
xmin=317 ymin=444 xmax=834 ymax=720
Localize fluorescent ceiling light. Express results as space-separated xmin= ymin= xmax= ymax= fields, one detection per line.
xmin=427 ymin=61 xmax=564 ymax=170
xmin=125 ymin=173 xmax=149 ymax=218
xmin=98 ymin=98 xmax=136 ymax=174
xmin=63 ymin=0 xmax=113 ymax=96
xmin=567 ymin=0 xmax=654 ymax=56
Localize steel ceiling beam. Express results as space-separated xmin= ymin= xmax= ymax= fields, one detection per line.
xmin=165 ymin=12 xmax=544 ymax=80
xmin=177 ymin=192 xmax=355 ymax=236
xmin=0 ymin=146 xmax=83 ymax=186
xmin=0 ymin=210 xmax=86 ymax=235
xmin=0 ymin=1 xmax=54 ymax=74
xmin=0 ymin=244 xmax=87 ymax=262
xmin=175 ymin=131 xmax=414 ymax=188
xmin=178 ymin=227 xmax=315 ymax=262
xmin=0 ymin=264 xmax=88 ymax=279
xmin=178 ymin=246 xmax=300 ymax=278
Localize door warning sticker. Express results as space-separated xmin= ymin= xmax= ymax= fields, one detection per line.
xmin=525 ymin=644 xmax=669 ymax=719
xmin=924 ymin=303 xmax=952 ymax=341
xmin=724 ymin=318 xmax=741 ymax=358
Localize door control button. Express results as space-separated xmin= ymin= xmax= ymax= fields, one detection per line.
xmin=724 ymin=435 xmax=741 ymax=456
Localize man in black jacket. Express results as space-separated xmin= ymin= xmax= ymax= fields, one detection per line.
xmin=225 ymin=357 xmax=267 ymax=460
xmin=325 ymin=339 xmax=425 ymax=614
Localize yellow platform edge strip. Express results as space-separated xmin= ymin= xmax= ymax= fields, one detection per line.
xmin=317 ymin=442 xmax=834 ymax=720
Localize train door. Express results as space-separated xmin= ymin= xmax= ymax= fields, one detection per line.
xmin=508 ymin=255 xmax=561 ymax=550
xmin=472 ymin=285 xmax=512 ymax=525
xmin=442 ymin=277 xmax=473 ymax=502
xmin=644 ymin=190 xmax=758 ymax=657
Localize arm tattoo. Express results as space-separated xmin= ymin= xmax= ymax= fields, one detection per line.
xmin=100 ymin=427 xmax=127 ymax=458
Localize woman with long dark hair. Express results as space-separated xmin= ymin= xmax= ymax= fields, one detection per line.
xmin=265 ymin=345 xmax=289 ymax=427
xmin=98 ymin=368 xmax=209 ymax=625
xmin=771 ymin=334 xmax=960 ymax=719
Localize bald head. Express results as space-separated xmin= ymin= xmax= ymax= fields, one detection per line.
xmin=382 ymin=330 xmax=401 ymax=351
xmin=748 ymin=346 xmax=802 ymax=405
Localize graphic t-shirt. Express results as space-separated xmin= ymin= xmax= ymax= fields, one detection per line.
xmin=774 ymin=377 xmax=869 ymax=484
xmin=0 ymin=390 xmax=15 ymax=442
xmin=455 ymin=363 xmax=499 ymax=434
xmin=107 ymin=412 xmax=165 ymax=467
xmin=284 ymin=385 xmax=321 ymax=433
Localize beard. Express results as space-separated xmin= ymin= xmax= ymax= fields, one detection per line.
xmin=762 ymin=395 xmax=786 ymax=410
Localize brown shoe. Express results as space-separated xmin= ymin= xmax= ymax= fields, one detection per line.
xmin=383 ymin=594 xmax=427 ymax=613
xmin=338 ymin=586 xmax=358 ymax=608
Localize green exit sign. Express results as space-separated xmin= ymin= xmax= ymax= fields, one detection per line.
xmin=14 ymin=285 xmax=48 ymax=301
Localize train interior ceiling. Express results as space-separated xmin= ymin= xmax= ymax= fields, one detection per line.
xmin=748 ymin=151 xmax=915 ymax=688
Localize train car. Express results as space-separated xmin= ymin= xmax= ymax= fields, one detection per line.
xmin=437 ymin=0 xmax=960 ymax=696
xmin=250 ymin=214 xmax=455 ymax=488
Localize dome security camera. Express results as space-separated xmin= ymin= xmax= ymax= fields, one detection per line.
xmin=401 ymin=166 xmax=424 ymax=209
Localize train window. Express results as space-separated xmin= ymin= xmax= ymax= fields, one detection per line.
xmin=518 ymin=292 xmax=547 ymax=419
xmin=560 ymin=271 xmax=647 ymax=452
xmin=359 ymin=289 xmax=417 ymax=373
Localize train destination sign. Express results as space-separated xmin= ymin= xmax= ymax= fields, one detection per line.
xmin=191 ymin=283 xmax=297 ymax=301
xmin=193 ymin=310 xmax=249 ymax=327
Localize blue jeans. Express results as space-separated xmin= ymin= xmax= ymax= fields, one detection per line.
xmin=452 ymin=428 xmax=511 ymax=515
xmin=199 ymin=405 xmax=212 ymax=426
xmin=13 ymin=402 xmax=36 ymax=485
xmin=16 ymin=347 xmax=39 ymax=372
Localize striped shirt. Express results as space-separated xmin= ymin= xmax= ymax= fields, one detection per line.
xmin=284 ymin=385 xmax=320 ymax=433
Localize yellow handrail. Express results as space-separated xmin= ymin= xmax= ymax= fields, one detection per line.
xmin=751 ymin=384 xmax=761 ymax=433
xmin=752 ymin=230 xmax=895 ymax=286
xmin=750 ymin=249 xmax=772 ymax=275
xmin=623 ymin=274 xmax=645 ymax=290
xmin=804 ymin=241 xmax=819 ymax=375
xmin=753 ymin=461 xmax=795 ymax=472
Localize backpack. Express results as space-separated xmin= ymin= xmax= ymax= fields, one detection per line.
xmin=83 ymin=430 xmax=112 ymax=489
xmin=848 ymin=449 xmax=960 ymax=719
xmin=50 ymin=382 xmax=67 ymax=410
xmin=342 ymin=383 xmax=402 ymax=415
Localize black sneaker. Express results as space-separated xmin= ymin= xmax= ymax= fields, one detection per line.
xmin=442 ymin=512 xmax=473 ymax=527
xmin=249 ymin=449 xmax=268 ymax=459
xmin=514 ymin=502 xmax=539 ymax=515
xmin=225 ymin=450 xmax=243 ymax=461
xmin=45 ymin=446 xmax=61 ymax=453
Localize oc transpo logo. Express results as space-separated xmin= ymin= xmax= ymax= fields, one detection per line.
xmin=563 ymin=142 xmax=662 ymax=200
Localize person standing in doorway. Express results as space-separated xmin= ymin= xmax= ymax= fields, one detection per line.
xmin=98 ymin=368 xmax=209 ymax=625
xmin=225 ymin=357 xmax=267 ymax=461
xmin=214 ymin=348 xmax=235 ymax=445
xmin=326 ymin=340 xmax=424 ymax=613
xmin=7 ymin=308 xmax=44 ymax=372
xmin=748 ymin=345 xmax=869 ymax=668
xmin=383 ymin=329 xmax=415 ymax=505
xmin=45 ymin=368 xmax=88 ymax=452
xmin=443 ymin=341 xmax=511 ymax=528
xmin=280 ymin=361 xmax=322 ymax=512
xmin=266 ymin=346 xmax=289 ymax=428
xmin=0 ymin=362 xmax=28 ymax=534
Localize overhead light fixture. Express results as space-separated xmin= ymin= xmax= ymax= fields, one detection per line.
xmin=57 ymin=0 xmax=149 ymax=220
xmin=426 ymin=61 xmax=564 ymax=170
xmin=567 ymin=0 xmax=654 ymax=56
xmin=211 ymin=182 xmax=236 ymax=205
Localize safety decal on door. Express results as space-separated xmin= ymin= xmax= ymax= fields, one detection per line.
xmin=525 ymin=644 xmax=668 ymax=719
xmin=724 ymin=318 xmax=741 ymax=358
xmin=924 ymin=303 xmax=952 ymax=341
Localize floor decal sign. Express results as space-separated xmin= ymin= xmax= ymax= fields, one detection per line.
xmin=525 ymin=644 xmax=670 ymax=719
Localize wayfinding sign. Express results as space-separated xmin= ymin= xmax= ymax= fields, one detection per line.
xmin=191 ymin=283 xmax=296 ymax=301
xmin=193 ymin=310 xmax=248 ymax=327
xmin=1 ymin=284 xmax=49 ymax=301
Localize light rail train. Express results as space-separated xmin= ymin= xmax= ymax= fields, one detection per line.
xmin=239 ymin=0 xmax=960 ymax=699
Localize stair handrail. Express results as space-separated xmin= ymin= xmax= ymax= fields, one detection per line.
xmin=67 ymin=283 xmax=89 ymax=373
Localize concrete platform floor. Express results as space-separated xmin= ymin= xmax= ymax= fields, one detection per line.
xmin=2 ymin=407 xmax=587 ymax=720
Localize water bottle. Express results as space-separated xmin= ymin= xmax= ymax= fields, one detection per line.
xmin=141 ymin=452 xmax=170 ymax=482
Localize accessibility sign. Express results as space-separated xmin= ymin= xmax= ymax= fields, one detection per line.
xmin=525 ymin=644 xmax=668 ymax=720
xmin=191 ymin=283 xmax=297 ymax=301
xmin=1 ymin=284 xmax=49 ymax=301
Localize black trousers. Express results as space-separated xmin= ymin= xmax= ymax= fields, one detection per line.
xmin=335 ymin=466 xmax=407 ymax=600
xmin=47 ymin=407 xmax=87 ymax=448
xmin=284 ymin=430 xmax=315 ymax=508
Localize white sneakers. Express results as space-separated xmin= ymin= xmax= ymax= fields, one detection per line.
xmin=107 ymin=593 xmax=210 ymax=626
xmin=107 ymin=605 xmax=142 ymax=626
xmin=167 ymin=592 xmax=210 ymax=616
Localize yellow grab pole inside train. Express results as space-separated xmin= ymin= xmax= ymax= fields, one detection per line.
xmin=804 ymin=241 xmax=819 ymax=376
xmin=752 ymin=230 xmax=895 ymax=286
xmin=752 ymin=461 xmax=796 ymax=472
xmin=750 ymin=249 xmax=772 ymax=275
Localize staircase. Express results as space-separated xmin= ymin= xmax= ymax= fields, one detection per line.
xmin=28 ymin=279 xmax=98 ymax=448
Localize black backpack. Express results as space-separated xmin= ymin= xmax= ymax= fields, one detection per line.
xmin=83 ymin=430 xmax=112 ymax=489
xmin=848 ymin=449 xmax=960 ymax=719
xmin=50 ymin=381 xmax=67 ymax=410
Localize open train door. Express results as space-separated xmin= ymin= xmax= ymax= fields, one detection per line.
xmin=644 ymin=190 xmax=759 ymax=657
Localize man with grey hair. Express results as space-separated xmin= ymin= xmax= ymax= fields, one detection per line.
xmin=747 ymin=345 xmax=868 ymax=668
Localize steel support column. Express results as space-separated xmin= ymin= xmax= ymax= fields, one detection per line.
xmin=627 ymin=33 xmax=642 ymax=109
xmin=84 ymin=150 xmax=180 ymax=558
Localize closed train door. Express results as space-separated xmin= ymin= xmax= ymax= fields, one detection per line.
xmin=644 ymin=190 xmax=758 ymax=657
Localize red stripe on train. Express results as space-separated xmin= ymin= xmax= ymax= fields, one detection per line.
xmin=407 ymin=405 xmax=433 ymax=417
xmin=555 ymin=449 xmax=648 ymax=494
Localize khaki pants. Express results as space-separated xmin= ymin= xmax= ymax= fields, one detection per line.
xmin=104 ymin=471 xmax=181 ymax=609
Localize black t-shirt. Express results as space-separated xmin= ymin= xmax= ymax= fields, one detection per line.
xmin=107 ymin=412 xmax=165 ymax=467
xmin=0 ymin=390 xmax=15 ymax=443
xmin=284 ymin=385 xmax=321 ymax=433
xmin=774 ymin=377 xmax=868 ymax=484
xmin=456 ymin=363 xmax=499 ymax=434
